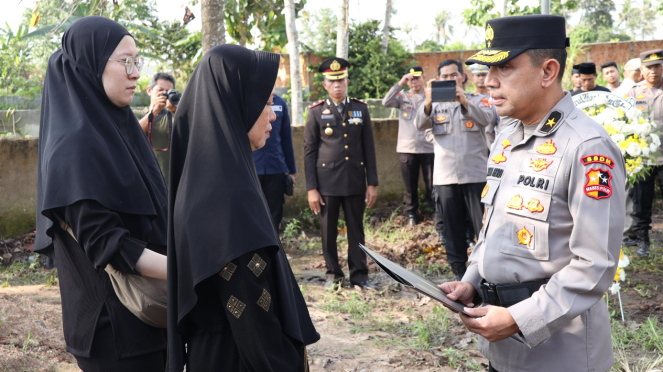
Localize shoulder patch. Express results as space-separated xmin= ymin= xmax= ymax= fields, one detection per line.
xmin=308 ymin=100 xmax=324 ymax=109
xmin=580 ymin=154 xmax=615 ymax=169
xmin=481 ymin=98 xmax=491 ymax=107
xmin=351 ymin=97 xmax=367 ymax=104
xmin=584 ymin=168 xmax=612 ymax=200
xmin=539 ymin=110 xmax=562 ymax=134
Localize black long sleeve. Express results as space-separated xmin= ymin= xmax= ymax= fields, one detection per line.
xmin=57 ymin=200 xmax=146 ymax=275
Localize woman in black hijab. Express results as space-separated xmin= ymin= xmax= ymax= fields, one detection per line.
xmin=167 ymin=44 xmax=319 ymax=371
xmin=35 ymin=16 xmax=168 ymax=371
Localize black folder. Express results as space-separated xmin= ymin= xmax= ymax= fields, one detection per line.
xmin=359 ymin=244 xmax=479 ymax=317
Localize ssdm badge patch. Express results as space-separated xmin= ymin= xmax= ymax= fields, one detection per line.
xmin=584 ymin=168 xmax=612 ymax=200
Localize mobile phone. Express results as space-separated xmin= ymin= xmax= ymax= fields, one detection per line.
xmin=431 ymin=80 xmax=457 ymax=102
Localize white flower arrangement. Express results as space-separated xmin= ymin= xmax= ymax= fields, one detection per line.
xmin=583 ymin=105 xmax=661 ymax=184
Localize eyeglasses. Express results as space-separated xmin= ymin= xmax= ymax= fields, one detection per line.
xmin=108 ymin=56 xmax=144 ymax=75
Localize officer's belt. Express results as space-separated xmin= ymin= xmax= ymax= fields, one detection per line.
xmin=479 ymin=278 xmax=549 ymax=308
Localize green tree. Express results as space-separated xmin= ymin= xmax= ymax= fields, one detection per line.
xmin=300 ymin=8 xmax=337 ymax=53
xmin=432 ymin=10 xmax=453 ymax=46
xmin=462 ymin=0 xmax=579 ymax=28
xmin=415 ymin=39 xmax=444 ymax=52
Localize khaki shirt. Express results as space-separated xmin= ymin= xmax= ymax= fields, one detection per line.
xmin=382 ymin=84 xmax=433 ymax=154
xmin=627 ymin=81 xmax=663 ymax=165
xmin=415 ymin=98 xmax=494 ymax=185
xmin=464 ymin=93 xmax=625 ymax=372
xmin=467 ymin=90 xmax=497 ymax=147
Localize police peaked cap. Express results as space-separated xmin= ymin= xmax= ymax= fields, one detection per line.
xmin=640 ymin=49 xmax=663 ymax=66
xmin=318 ymin=57 xmax=350 ymax=80
xmin=469 ymin=64 xmax=490 ymax=74
xmin=405 ymin=66 xmax=424 ymax=77
xmin=465 ymin=15 xmax=569 ymax=66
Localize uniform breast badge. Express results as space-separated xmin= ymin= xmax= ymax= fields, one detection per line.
xmin=481 ymin=98 xmax=491 ymax=107
xmin=507 ymin=194 xmax=523 ymax=210
xmin=517 ymin=227 xmax=533 ymax=247
xmin=524 ymin=199 xmax=544 ymax=213
xmin=465 ymin=120 xmax=474 ymax=128
xmin=325 ymin=127 xmax=334 ymax=136
xmin=501 ymin=139 xmax=511 ymax=149
xmin=530 ymin=158 xmax=553 ymax=172
xmin=436 ymin=115 xmax=446 ymax=122
xmin=536 ymin=139 xmax=557 ymax=155
xmin=584 ymin=168 xmax=613 ymax=200
xmin=492 ymin=151 xmax=507 ymax=164
xmin=637 ymin=94 xmax=646 ymax=99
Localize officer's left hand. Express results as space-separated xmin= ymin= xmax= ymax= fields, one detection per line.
xmin=456 ymin=86 xmax=468 ymax=109
xmin=365 ymin=185 xmax=378 ymax=208
xmin=290 ymin=174 xmax=296 ymax=187
xmin=460 ymin=305 xmax=520 ymax=342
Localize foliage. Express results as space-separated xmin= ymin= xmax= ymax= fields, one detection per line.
xmin=224 ymin=0 xmax=306 ymax=52
xmin=415 ymin=39 xmax=482 ymax=53
xmin=309 ymin=20 xmax=412 ymax=100
xmin=462 ymin=0 xmax=579 ymax=28
xmin=0 ymin=23 xmax=42 ymax=98
xmin=432 ymin=10 xmax=453 ymax=46
xmin=299 ymin=8 xmax=337 ymax=54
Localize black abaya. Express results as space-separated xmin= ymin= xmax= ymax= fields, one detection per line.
xmin=167 ymin=44 xmax=319 ymax=371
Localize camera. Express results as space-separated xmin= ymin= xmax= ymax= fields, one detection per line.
xmin=431 ymin=80 xmax=456 ymax=102
xmin=162 ymin=89 xmax=181 ymax=105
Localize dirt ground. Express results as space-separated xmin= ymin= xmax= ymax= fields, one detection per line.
xmin=0 ymin=203 xmax=662 ymax=371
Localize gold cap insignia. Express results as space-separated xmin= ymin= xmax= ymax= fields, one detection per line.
xmin=410 ymin=68 xmax=415 ymax=74
xmin=325 ymin=127 xmax=333 ymax=136
xmin=486 ymin=24 xmax=494 ymax=48
xmin=651 ymin=53 xmax=658 ymax=59
xmin=468 ymin=50 xmax=509 ymax=64
xmin=330 ymin=60 xmax=341 ymax=71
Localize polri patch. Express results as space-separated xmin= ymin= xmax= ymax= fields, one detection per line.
xmin=581 ymin=154 xmax=615 ymax=169
xmin=584 ymin=168 xmax=612 ymax=200
xmin=539 ymin=110 xmax=562 ymax=133
xmin=271 ymin=105 xmax=283 ymax=112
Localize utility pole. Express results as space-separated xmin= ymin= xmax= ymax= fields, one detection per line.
xmin=541 ymin=0 xmax=550 ymax=14
xmin=284 ymin=0 xmax=303 ymax=126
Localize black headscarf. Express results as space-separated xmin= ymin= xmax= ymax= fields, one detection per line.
xmin=167 ymin=44 xmax=319 ymax=369
xmin=35 ymin=16 xmax=168 ymax=260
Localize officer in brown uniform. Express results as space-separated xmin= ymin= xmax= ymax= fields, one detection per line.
xmin=382 ymin=66 xmax=435 ymax=227
xmin=468 ymin=63 xmax=498 ymax=147
xmin=304 ymin=57 xmax=379 ymax=290
xmin=441 ymin=15 xmax=625 ymax=372
xmin=626 ymin=49 xmax=663 ymax=257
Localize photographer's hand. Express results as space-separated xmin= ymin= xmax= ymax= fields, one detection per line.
xmin=152 ymin=94 xmax=167 ymax=117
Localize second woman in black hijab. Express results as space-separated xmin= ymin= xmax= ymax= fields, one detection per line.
xmin=35 ymin=16 xmax=168 ymax=371
xmin=167 ymin=44 xmax=319 ymax=371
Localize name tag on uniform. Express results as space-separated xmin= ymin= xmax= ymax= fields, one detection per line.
xmin=271 ymin=105 xmax=283 ymax=112
xmin=321 ymin=114 xmax=334 ymax=119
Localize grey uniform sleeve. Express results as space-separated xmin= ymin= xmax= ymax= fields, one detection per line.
xmin=461 ymin=99 xmax=495 ymax=128
xmin=507 ymin=137 xmax=625 ymax=348
xmin=382 ymin=84 xmax=403 ymax=108
xmin=415 ymin=102 xmax=433 ymax=131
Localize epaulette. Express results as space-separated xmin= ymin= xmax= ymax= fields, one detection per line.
xmin=351 ymin=97 xmax=367 ymax=104
xmin=308 ymin=100 xmax=324 ymax=109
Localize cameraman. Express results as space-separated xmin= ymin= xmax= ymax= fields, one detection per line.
xmin=139 ymin=72 xmax=179 ymax=184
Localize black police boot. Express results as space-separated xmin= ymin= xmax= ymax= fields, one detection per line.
xmin=351 ymin=280 xmax=379 ymax=291
xmin=622 ymin=235 xmax=638 ymax=247
xmin=407 ymin=214 xmax=417 ymax=227
xmin=450 ymin=262 xmax=467 ymax=281
xmin=636 ymin=230 xmax=651 ymax=257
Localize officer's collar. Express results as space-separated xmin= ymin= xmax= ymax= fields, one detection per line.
xmin=326 ymin=96 xmax=348 ymax=106
xmin=529 ymin=92 xmax=574 ymax=137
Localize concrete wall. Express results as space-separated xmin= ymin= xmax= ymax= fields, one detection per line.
xmin=0 ymin=139 xmax=38 ymax=238
xmin=0 ymin=119 xmax=407 ymax=236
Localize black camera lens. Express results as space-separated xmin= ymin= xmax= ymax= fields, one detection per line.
xmin=165 ymin=89 xmax=181 ymax=105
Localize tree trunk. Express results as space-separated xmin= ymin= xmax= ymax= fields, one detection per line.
xmin=336 ymin=0 xmax=349 ymax=59
xmin=201 ymin=0 xmax=225 ymax=55
xmin=381 ymin=0 xmax=392 ymax=55
xmin=499 ymin=0 xmax=508 ymax=17
xmin=284 ymin=0 xmax=303 ymax=126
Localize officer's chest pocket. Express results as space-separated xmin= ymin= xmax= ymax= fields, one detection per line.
xmin=432 ymin=112 xmax=451 ymax=135
xmin=500 ymin=219 xmax=550 ymax=261
xmin=401 ymin=103 xmax=415 ymax=120
xmin=636 ymin=99 xmax=649 ymax=113
xmin=461 ymin=118 xmax=479 ymax=132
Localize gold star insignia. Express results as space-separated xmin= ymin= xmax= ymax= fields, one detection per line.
xmin=546 ymin=118 xmax=556 ymax=127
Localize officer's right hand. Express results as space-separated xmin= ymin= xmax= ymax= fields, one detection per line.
xmin=439 ymin=281 xmax=476 ymax=307
xmin=399 ymin=73 xmax=413 ymax=86
xmin=307 ymin=189 xmax=326 ymax=215
xmin=151 ymin=94 xmax=167 ymax=117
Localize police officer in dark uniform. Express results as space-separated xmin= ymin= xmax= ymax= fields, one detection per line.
xmin=304 ymin=57 xmax=379 ymax=290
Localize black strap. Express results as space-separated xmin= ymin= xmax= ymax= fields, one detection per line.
xmin=480 ymin=278 xmax=549 ymax=307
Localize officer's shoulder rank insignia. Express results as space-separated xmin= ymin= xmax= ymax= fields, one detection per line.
xmin=539 ymin=111 xmax=562 ymax=133
xmin=408 ymin=91 xmax=413 ymax=97
xmin=491 ymin=151 xmax=507 ymax=164
xmin=308 ymin=100 xmax=324 ymax=109
xmin=580 ymin=154 xmax=615 ymax=169
xmin=584 ymin=168 xmax=613 ymax=200
xmin=536 ymin=139 xmax=557 ymax=155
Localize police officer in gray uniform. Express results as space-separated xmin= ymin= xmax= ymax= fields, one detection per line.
xmin=626 ymin=49 xmax=663 ymax=257
xmin=468 ymin=63 xmax=498 ymax=147
xmin=416 ymin=59 xmax=495 ymax=280
xmin=305 ymin=57 xmax=379 ymax=291
xmin=382 ymin=66 xmax=435 ymax=227
xmin=441 ymin=15 xmax=625 ymax=372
